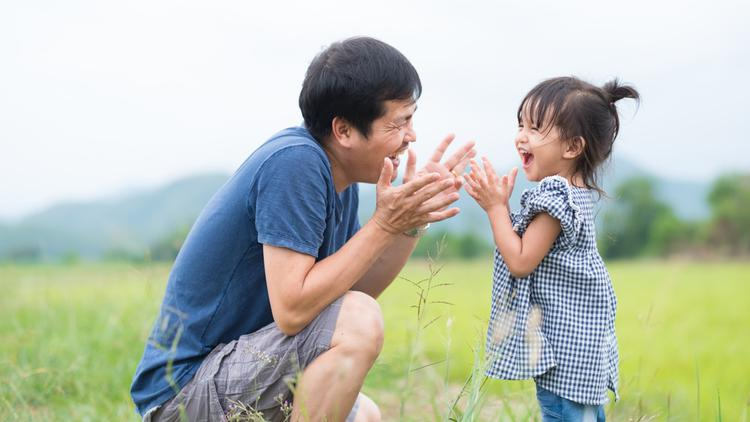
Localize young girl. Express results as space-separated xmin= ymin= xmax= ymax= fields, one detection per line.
xmin=463 ymin=76 xmax=639 ymax=421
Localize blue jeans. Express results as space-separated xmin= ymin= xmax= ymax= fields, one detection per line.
xmin=536 ymin=385 xmax=605 ymax=422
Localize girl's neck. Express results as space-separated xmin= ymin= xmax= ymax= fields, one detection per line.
xmin=568 ymin=173 xmax=586 ymax=189
xmin=553 ymin=168 xmax=586 ymax=189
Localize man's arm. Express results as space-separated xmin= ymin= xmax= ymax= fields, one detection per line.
xmin=350 ymin=233 xmax=418 ymax=298
xmin=264 ymin=159 xmax=458 ymax=336
xmin=264 ymin=221 xmax=402 ymax=335
xmin=352 ymin=136 xmax=476 ymax=298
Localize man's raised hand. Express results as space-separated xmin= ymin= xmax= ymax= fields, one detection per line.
xmin=372 ymin=156 xmax=460 ymax=235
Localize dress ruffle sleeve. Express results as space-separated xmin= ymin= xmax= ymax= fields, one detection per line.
xmin=513 ymin=175 xmax=582 ymax=249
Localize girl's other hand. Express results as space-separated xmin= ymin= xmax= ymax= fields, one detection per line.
xmin=464 ymin=157 xmax=518 ymax=213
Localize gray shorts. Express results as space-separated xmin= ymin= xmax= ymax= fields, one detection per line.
xmin=145 ymin=296 xmax=359 ymax=422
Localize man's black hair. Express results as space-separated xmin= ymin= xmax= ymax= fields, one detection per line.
xmin=299 ymin=37 xmax=422 ymax=142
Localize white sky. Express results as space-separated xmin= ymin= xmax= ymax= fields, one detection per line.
xmin=1 ymin=0 xmax=748 ymax=219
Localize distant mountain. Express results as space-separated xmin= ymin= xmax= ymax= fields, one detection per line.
xmin=0 ymin=173 xmax=229 ymax=260
xmin=0 ymin=157 xmax=710 ymax=261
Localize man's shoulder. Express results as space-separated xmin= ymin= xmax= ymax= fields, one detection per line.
xmin=234 ymin=126 xmax=330 ymax=184
xmin=258 ymin=126 xmax=326 ymax=162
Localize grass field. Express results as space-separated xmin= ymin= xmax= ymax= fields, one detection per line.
xmin=1 ymin=260 xmax=748 ymax=421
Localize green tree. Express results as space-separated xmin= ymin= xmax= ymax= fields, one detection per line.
xmin=3 ymin=245 xmax=42 ymax=263
xmin=707 ymin=173 xmax=750 ymax=255
xmin=599 ymin=177 xmax=687 ymax=259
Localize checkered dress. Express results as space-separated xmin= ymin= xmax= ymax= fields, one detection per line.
xmin=485 ymin=175 xmax=619 ymax=405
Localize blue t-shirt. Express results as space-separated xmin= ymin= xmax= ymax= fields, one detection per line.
xmin=130 ymin=126 xmax=361 ymax=415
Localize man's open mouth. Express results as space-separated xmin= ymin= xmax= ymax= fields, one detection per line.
xmin=388 ymin=148 xmax=408 ymax=168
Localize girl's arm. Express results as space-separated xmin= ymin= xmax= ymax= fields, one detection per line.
xmin=485 ymin=206 xmax=560 ymax=277
xmin=464 ymin=158 xmax=561 ymax=278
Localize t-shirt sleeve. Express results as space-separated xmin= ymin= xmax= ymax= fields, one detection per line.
xmin=254 ymin=146 xmax=330 ymax=257
xmin=513 ymin=176 xmax=582 ymax=248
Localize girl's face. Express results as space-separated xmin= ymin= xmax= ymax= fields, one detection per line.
xmin=515 ymin=106 xmax=574 ymax=182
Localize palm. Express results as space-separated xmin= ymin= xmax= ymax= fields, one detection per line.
xmin=419 ymin=161 xmax=457 ymax=191
xmin=410 ymin=135 xmax=475 ymax=196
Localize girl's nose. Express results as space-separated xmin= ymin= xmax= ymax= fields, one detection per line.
xmin=514 ymin=131 xmax=526 ymax=147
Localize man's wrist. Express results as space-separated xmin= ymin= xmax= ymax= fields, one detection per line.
xmin=403 ymin=222 xmax=430 ymax=238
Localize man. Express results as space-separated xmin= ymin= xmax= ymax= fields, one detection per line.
xmin=131 ymin=36 xmax=475 ymax=421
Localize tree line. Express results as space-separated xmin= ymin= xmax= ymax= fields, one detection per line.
xmin=5 ymin=173 xmax=747 ymax=263
xmin=110 ymin=172 xmax=750 ymax=262
xmin=599 ymin=173 xmax=750 ymax=259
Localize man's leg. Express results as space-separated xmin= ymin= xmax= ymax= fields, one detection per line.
xmin=351 ymin=393 xmax=381 ymax=422
xmin=292 ymin=290 xmax=384 ymax=422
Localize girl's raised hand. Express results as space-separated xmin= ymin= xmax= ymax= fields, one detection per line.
xmin=463 ymin=157 xmax=518 ymax=213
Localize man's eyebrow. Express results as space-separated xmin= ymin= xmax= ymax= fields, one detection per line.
xmin=395 ymin=104 xmax=418 ymax=123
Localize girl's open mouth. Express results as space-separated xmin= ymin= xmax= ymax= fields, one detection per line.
xmin=521 ymin=152 xmax=534 ymax=168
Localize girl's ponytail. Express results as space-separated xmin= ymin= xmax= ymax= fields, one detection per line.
xmin=603 ymin=79 xmax=640 ymax=104
xmin=518 ymin=76 xmax=640 ymax=197
xmin=602 ymin=79 xmax=641 ymax=141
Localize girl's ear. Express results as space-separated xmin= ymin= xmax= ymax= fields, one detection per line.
xmin=564 ymin=136 xmax=586 ymax=159
xmin=330 ymin=116 xmax=354 ymax=148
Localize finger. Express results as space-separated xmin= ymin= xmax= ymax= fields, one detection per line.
xmin=443 ymin=141 xmax=476 ymax=171
xmin=462 ymin=176 xmax=478 ymax=197
xmin=429 ymin=134 xmax=456 ymax=163
xmin=470 ymin=160 xmax=487 ymax=187
xmin=481 ymin=157 xmax=496 ymax=177
xmin=416 ymin=191 xmax=461 ymax=214
xmin=465 ymin=174 xmax=480 ymax=193
xmin=453 ymin=175 xmax=463 ymax=190
xmin=450 ymin=150 xmax=476 ymax=177
xmin=377 ymin=158 xmax=394 ymax=190
xmin=469 ymin=159 xmax=483 ymax=177
xmin=400 ymin=171 xmax=442 ymax=196
xmin=425 ymin=207 xmax=461 ymax=223
xmin=453 ymin=149 xmax=477 ymax=174
xmin=403 ymin=149 xmax=417 ymax=183
xmin=410 ymin=177 xmax=456 ymax=204
xmin=465 ymin=187 xmax=480 ymax=201
xmin=463 ymin=173 xmax=478 ymax=189
xmin=481 ymin=157 xmax=499 ymax=185
xmin=508 ymin=167 xmax=518 ymax=191
xmin=468 ymin=170 xmax=483 ymax=191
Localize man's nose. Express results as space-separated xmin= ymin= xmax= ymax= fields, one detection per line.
xmin=404 ymin=126 xmax=417 ymax=143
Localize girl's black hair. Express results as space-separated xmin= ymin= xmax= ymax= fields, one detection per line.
xmin=518 ymin=76 xmax=640 ymax=195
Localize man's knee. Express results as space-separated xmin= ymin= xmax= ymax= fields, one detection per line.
xmin=353 ymin=393 xmax=381 ymax=422
xmin=333 ymin=291 xmax=384 ymax=360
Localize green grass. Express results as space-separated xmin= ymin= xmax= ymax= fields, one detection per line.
xmin=1 ymin=260 xmax=749 ymax=421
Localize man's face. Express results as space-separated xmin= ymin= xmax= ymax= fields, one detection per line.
xmin=348 ymin=99 xmax=417 ymax=184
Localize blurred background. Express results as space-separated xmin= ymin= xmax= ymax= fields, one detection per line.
xmin=1 ymin=0 xmax=748 ymax=421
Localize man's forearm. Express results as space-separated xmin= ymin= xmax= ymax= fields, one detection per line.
xmin=351 ymin=232 xmax=419 ymax=298
xmin=268 ymin=220 xmax=401 ymax=334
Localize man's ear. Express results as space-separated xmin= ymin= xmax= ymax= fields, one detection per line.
xmin=330 ymin=116 xmax=354 ymax=148
xmin=564 ymin=136 xmax=586 ymax=159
